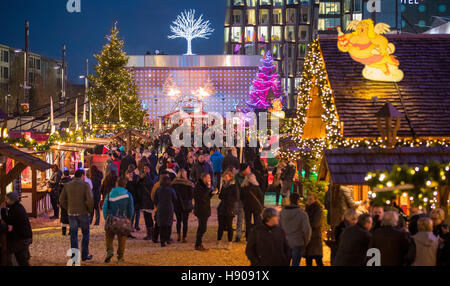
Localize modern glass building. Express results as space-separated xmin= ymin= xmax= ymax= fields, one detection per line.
xmin=223 ymin=0 xmax=320 ymax=109
xmin=318 ymin=0 xmax=402 ymax=34
xmin=401 ymin=0 xmax=450 ymax=33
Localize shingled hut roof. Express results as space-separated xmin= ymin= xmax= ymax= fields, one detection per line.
xmin=319 ymin=146 xmax=450 ymax=185
xmin=319 ymin=35 xmax=450 ymax=138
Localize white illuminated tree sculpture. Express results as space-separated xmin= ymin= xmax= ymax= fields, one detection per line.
xmin=168 ymin=9 xmax=214 ymax=55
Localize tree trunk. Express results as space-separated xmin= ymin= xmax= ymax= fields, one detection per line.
xmin=186 ymin=39 xmax=193 ymax=55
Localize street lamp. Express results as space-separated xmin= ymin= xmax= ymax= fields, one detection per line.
xmin=79 ymin=58 xmax=89 ymax=123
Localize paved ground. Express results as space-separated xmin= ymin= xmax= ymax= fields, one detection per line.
xmin=29 ymin=196 xmax=331 ymax=266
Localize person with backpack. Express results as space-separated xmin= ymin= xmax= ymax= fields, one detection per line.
xmin=102 ymin=176 xmax=134 ymax=263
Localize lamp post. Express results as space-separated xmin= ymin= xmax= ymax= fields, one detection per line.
xmin=79 ymin=58 xmax=89 ymax=123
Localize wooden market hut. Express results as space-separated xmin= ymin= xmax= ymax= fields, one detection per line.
xmin=0 ymin=142 xmax=53 ymax=217
xmin=283 ymin=34 xmax=450 ymax=227
xmin=319 ymin=147 xmax=450 ymax=227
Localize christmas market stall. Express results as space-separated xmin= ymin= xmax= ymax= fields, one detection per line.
xmin=319 ymin=147 xmax=450 ymax=227
xmin=281 ymin=25 xmax=450 ymax=227
xmin=0 ymin=142 xmax=53 ymax=217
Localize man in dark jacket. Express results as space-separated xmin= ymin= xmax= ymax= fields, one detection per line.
xmin=334 ymin=213 xmax=373 ymax=266
xmin=280 ymin=160 xmax=296 ymax=206
xmin=369 ymin=211 xmax=412 ymax=266
xmin=175 ymin=147 xmax=188 ymax=170
xmin=246 ymin=208 xmax=290 ymax=266
xmin=141 ymin=164 xmax=155 ymax=240
xmin=120 ymin=152 xmax=137 ymax=178
xmin=191 ymin=154 xmax=214 ymax=184
xmin=1 ymin=192 xmax=33 ymax=266
xmin=149 ymin=150 xmax=158 ymax=171
xmin=222 ymin=149 xmax=240 ymax=172
xmin=193 ymin=173 xmax=216 ymax=251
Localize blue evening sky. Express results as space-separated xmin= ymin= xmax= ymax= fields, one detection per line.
xmin=2 ymin=0 xmax=226 ymax=84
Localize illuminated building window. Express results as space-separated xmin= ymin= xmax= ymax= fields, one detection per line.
xmin=286 ymin=8 xmax=296 ymax=24
xmin=285 ymin=26 xmax=295 ymax=41
xmin=258 ymin=26 xmax=269 ymax=42
xmin=245 ymin=26 xmax=255 ymax=42
xmin=259 ymin=0 xmax=270 ymax=5
xmin=272 ymin=26 xmax=282 ymax=41
xmin=273 ymin=0 xmax=283 ymax=6
xmin=246 ymin=9 xmax=256 ymax=25
xmin=300 ymin=6 xmax=309 ymax=23
xmin=232 ymin=27 xmax=242 ymax=42
xmin=318 ymin=18 xmax=340 ymax=31
xmin=224 ymin=28 xmax=230 ymax=43
xmin=259 ymin=9 xmax=270 ymax=24
xmin=232 ymin=10 xmax=243 ymax=25
xmin=247 ymin=0 xmax=257 ymax=7
xmin=319 ymin=2 xmax=340 ymax=15
xmin=273 ymin=9 xmax=283 ymax=25
xmin=298 ymin=25 xmax=308 ymax=41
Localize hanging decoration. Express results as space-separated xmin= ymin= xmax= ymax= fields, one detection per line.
xmin=337 ymin=19 xmax=404 ymax=82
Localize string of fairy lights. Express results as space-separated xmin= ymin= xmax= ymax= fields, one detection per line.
xmin=280 ymin=39 xmax=449 ymax=170
xmin=365 ymin=162 xmax=450 ymax=209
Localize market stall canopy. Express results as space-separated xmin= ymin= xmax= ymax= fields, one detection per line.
xmin=319 ymin=146 xmax=450 ymax=185
xmin=0 ymin=142 xmax=53 ymax=171
xmin=319 ymin=35 xmax=450 ymax=138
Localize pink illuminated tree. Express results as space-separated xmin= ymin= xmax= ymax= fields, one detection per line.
xmin=246 ymin=51 xmax=284 ymax=110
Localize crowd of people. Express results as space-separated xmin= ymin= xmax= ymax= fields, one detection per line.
xmin=0 ymin=137 xmax=449 ymax=267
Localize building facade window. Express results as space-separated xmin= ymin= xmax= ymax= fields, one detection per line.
xmin=225 ymin=27 xmax=230 ymax=43
xmin=2 ymin=51 xmax=9 ymax=63
xmin=259 ymin=0 xmax=271 ymax=5
xmin=318 ymin=18 xmax=341 ymax=31
xmin=286 ymin=8 xmax=297 ymax=24
xmin=245 ymin=26 xmax=255 ymax=42
xmin=271 ymin=26 xmax=282 ymax=41
xmin=300 ymin=6 xmax=309 ymax=23
xmin=247 ymin=0 xmax=257 ymax=7
xmin=233 ymin=10 xmax=243 ymax=25
xmin=285 ymin=26 xmax=295 ymax=41
xmin=258 ymin=26 xmax=269 ymax=42
xmin=233 ymin=0 xmax=245 ymax=6
xmin=272 ymin=43 xmax=282 ymax=59
xmin=298 ymin=25 xmax=309 ymax=41
xmin=245 ymin=43 xmax=256 ymax=55
xmin=246 ymin=9 xmax=256 ymax=25
xmin=3 ymin=67 xmax=9 ymax=79
xmin=298 ymin=43 xmax=307 ymax=57
xmin=232 ymin=27 xmax=242 ymax=42
xmin=273 ymin=0 xmax=284 ymax=6
xmin=273 ymin=9 xmax=283 ymax=24
xmin=259 ymin=9 xmax=270 ymax=24
xmin=319 ymin=2 xmax=340 ymax=14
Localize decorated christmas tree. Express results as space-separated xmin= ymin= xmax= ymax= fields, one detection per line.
xmin=88 ymin=23 xmax=147 ymax=128
xmin=246 ymin=51 xmax=284 ymax=110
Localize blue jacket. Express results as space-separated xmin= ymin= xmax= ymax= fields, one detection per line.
xmin=102 ymin=187 xmax=134 ymax=220
xmin=210 ymin=152 xmax=224 ymax=173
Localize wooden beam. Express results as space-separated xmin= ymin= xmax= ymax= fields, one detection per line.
xmin=0 ymin=164 xmax=6 ymax=203
xmin=0 ymin=162 xmax=27 ymax=189
xmin=32 ymin=168 xmax=37 ymax=218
